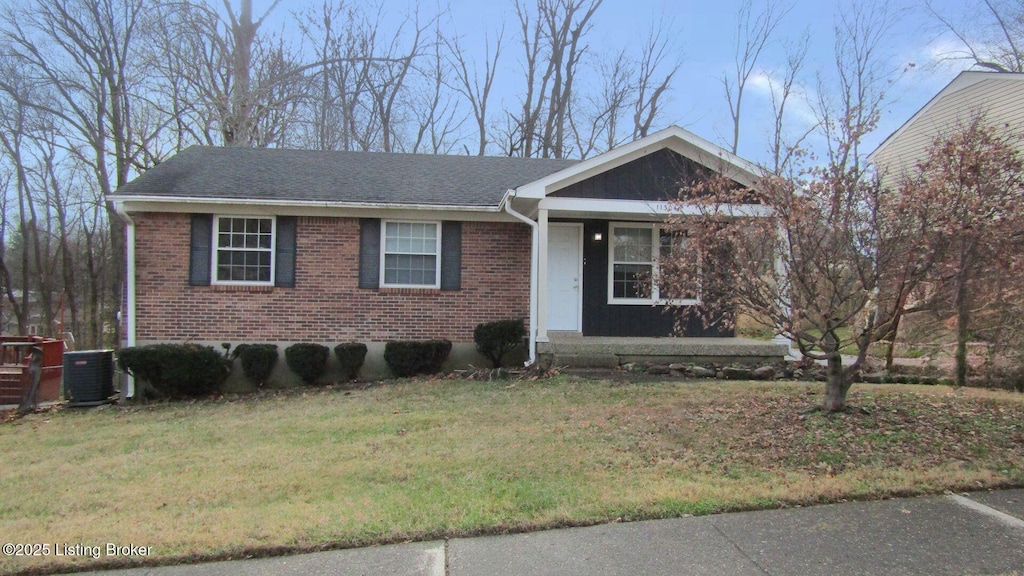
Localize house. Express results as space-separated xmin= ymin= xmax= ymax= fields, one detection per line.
xmin=869 ymin=71 xmax=1024 ymax=182
xmin=111 ymin=126 xmax=787 ymax=384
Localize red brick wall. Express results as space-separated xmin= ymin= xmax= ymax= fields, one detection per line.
xmin=133 ymin=213 xmax=531 ymax=342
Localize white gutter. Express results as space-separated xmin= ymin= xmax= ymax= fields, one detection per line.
xmin=501 ymin=189 xmax=539 ymax=367
xmin=111 ymin=195 xmax=503 ymax=213
xmin=111 ymin=200 xmax=136 ymax=399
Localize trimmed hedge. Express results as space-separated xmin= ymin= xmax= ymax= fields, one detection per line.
xmin=474 ymin=318 xmax=527 ymax=368
xmin=231 ymin=344 xmax=279 ymax=386
xmin=117 ymin=344 xmax=229 ymax=399
xmin=284 ymin=343 xmax=330 ymax=384
xmin=334 ymin=343 xmax=368 ymax=381
xmin=384 ymin=339 xmax=452 ymax=377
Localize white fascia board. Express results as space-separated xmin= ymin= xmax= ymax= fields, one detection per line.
xmin=515 ymin=126 xmax=763 ymax=198
xmin=537 ymin=197 xmax=772 ymax=218
xmin=113 ymin=196 xmax=517 ymax=222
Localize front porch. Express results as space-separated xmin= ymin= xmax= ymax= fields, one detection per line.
xmin=537 ymin=333 xmax=790 ymax=368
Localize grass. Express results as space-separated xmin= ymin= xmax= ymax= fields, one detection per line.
xmin=2 ymin=377 xmax=1023 ymax=575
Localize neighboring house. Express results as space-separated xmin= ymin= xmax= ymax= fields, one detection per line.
xmin=869 ymin=70 xmax=1024 ymax=182
xmin=1 ymin=290 xmax=55 ymax=337
xmin=110 ymin=126 xmax=774 ymax=379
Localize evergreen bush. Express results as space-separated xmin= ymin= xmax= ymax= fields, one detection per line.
xmin=474 ymin=318 xmax=526 ymax=368
xmin=384 ymin=339 xmax=452 ymax=377
xmin=117 ymin=344 xmax=229 ymax=399
xmin=334 ymin=343 xmax=368 ymax=381
xmin=284 ymin=343 xmax=330 ymax=384
xmin=231 ymin=344 xmax=279 ymax=386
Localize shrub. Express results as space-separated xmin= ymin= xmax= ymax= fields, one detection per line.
xmin=334 ymin=343 xmax=368 ymax=381
xmin=284 ymin=343 xmax=330 ymax=384
xmin=231 ymin=344 xmax=279 ymax=386
xmin=474 ymin=318 xmax=527 ymax=368
xmin=384 ymin=339 xmax=452 ymax=377
xmin=117 ymin=344 xmax=229 ymax=399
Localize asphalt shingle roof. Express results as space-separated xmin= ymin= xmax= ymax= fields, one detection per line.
xmin=113 ymin=146 xmax=579 ymax=207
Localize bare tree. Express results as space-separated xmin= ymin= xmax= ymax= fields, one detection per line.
xmin=570 ymin=49 xmax=631 ymax=158
xmin=899 ymin=117 xmax=1024 ymax=387
xmin=723 ymin=0 xmax=790 ymax=155
xmin=814 ymin=0 xmax=899 ymax=175
xmin=446 ymin=27 xmax=504 ymax=155
xmin=763 ymin=31 xmax=813 ymax=175
xmin=220 ymin=0 xmax=283 ymax=146
xmin=927 ymin=0 xmax=1024 ymax=72
xmin=631 ymin=21 xmax=681 ymax=140
xmin=365 ymin=8 xmax=429 ymax=152
xmin=0 ymin=0 xmax=161 ymax=344
xmin=569 ymin=20 xmax=680 ymax=158
xmin=660 ymin=0 xmax=908 ymax=412
xmin=507 ymin=0 xmax=601 ymax=158
xmin=411 ymin=22 xmax=465 ymax=154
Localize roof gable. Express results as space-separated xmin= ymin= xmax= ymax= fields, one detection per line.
xmin=869 ymin=71 xmax=1024 ymax=178
xmin=550 ymin=148 xmax=734 ymax=201
xmin=514 ymin=125 xmax=762 ymax=199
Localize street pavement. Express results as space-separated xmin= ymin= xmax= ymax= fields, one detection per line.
xmin=78 ymin=489 xmax=1024 ymax=576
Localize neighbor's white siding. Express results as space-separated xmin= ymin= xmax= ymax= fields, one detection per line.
xmin=871 ymin=73 xmax=1024 ymax=186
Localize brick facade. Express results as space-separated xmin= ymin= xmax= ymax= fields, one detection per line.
xmin=133 ymin=213 xmax=531 ymax=343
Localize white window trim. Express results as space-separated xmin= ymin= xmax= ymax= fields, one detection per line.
xmin=211 ymin=215 xmax=277 ymax=287
xmin=607 ymin=221 xmax=699 ymax=306
xmin=380 ymin=220 xmax=442 ymax=289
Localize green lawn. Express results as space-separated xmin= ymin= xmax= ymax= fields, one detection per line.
xmin=2 ymin=377 xmax=1022 ymax=575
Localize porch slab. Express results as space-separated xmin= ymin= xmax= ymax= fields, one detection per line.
xmin=537 ymin=335 xmax=788 ymax=368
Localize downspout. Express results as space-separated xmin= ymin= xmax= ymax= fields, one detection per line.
xmin=111 ymin=201 xmax=136 ymax=399
xmin=502 ymin=190 xmax=539 ymax=367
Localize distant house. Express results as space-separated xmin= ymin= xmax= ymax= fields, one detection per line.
xmin=110 ymin=126 xmax=780 ymax=379
xmin=869 ymin=71 xmax=1024 ymax=181
xmin=1 ymin=290 xmax=54 ymax=337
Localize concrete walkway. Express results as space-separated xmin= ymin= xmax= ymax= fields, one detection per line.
xmin=79 ymin=490 xmax=1024 ymax=576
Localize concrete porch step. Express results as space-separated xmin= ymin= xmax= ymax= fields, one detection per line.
xmin=537 ymin=336 xmax=789 ymax=368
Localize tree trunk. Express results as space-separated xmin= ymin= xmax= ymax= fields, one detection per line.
xmin=823 ymin=353 xmax=849 ymax=412
xmin=954 ymin=273 xmax=969 ymax=388
xmin=954 ymin=248 xmax=971 ymax=388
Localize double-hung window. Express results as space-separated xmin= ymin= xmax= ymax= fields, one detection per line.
xmin=381 ymin=221 xmax=441 ymax=288
xmin=611 ymin=225 xmax=655 ymax=301
xmin=213 ymin=216 xmax=275 ymax=285
xmin=608 ymin=223 xmax=696 ymax=305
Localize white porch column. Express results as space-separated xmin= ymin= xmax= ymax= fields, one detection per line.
xmin=536 ymin=209 xmax=550 ymax=343
xmin=773 ymin=223 xmax=800 ymax=360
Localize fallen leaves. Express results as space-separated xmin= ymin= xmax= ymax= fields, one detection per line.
xmin=603 ymin=388 xmax=1024 ymax=476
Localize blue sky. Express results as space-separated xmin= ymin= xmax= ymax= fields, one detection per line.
xmin=256 ymin=0 xmax=971 ymax=164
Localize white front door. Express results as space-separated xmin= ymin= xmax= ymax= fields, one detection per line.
xmin=547 ymin=224 xmax=582 ymax=331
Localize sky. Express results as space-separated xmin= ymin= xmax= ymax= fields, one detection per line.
xmin=251 ymin=0 xmax=974 ymax=165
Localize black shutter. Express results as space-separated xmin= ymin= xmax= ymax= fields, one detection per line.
xmin=275 ymin=216 xmax=297 ymax=288
xmin=359 ymin=218 xmax=381 ymax=288
xmin=189 ymin=214 xmax=212 ymax=286
xmin=440 ymin=221 xmax=461 ymax=291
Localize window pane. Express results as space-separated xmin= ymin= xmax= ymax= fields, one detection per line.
xmin=384 ymin=253 xmax=437 ymax=285
xmin=382 ymin=222 xmax=439 ymax=286
xmin=659 ymin=229 xmax=687 ymax=258
xmin=613 ymin=227 xmax=652 ymax=263
xmin=613 ymin=264 xmax=652 ymax=299
xmin=214 ymin=217 xmax=274 ymax=284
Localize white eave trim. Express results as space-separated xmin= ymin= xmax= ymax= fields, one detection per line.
xmin=537 ymin=197 xmax=772 ymax=218
xmin=108 ymin=194 xmax=503 ymax=213
xmin=515 ymin=125 xmax=763 ymax=198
